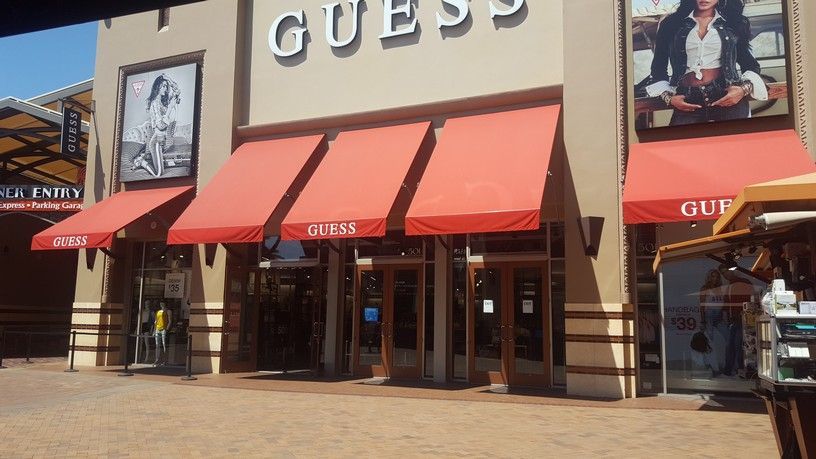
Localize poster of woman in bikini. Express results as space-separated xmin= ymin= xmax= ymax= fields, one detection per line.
xmin=118 ymin=62 xmax=199 ymax=182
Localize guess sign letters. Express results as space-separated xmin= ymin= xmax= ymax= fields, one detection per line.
xmin=269 ymin=0 xmax=527 ymax=58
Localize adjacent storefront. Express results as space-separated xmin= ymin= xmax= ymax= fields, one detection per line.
xmin=32 ymin=0 xmax=816 ymax=398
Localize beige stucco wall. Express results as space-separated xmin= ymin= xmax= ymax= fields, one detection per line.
xmin=563 ymin=0 xmax=624 ymax=306
xmin=75 ymin=0 xmax=244 ymax=369
xmin=562 ymin=0 xmax=635 ymax=399
xmin=245 ymin=0 xmax=562 ymax=126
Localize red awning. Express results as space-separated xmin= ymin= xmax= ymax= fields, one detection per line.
xmin=623 ymin=130 xmax=816 ymax=224
xmin=404 ymin=105 xmax=559 ymax=235
xmin=281 ymin=122 xmax=431 ymax=240
xmin=31 ymin=186 xmax=193 ymax=251
xmin=167 ymin=135 xmax=324 ymax=244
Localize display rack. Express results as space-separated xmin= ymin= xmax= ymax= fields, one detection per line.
xmin=757 ymin=314 xmax=816 ymax=386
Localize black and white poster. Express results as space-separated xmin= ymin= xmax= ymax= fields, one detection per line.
xmin=118 ymin=62 xmax=199 ymax=182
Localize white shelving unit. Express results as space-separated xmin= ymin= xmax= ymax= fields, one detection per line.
xmin=758 ymin=314 xmax=816 ymax=386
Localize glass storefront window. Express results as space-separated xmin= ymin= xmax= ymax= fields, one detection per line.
xmin=662 ymin=255 xmax=764 ymax=393
xmin=635 ymin=224 xmax=662 ymax=393
xmin=358 ymin=270 xmax=384 ymax=366
xmin=452 ymin=235 xmax=467 ymax=380
xmin=550 ymin=259 xmax=566 ymax=385
xmin=424 ymin=264 xmax=434 ymax=378
xmin=259 ymin=237 xmax=322 ymax=262
xmin=357 ymin=230 xmax=423 ymax=258
xmin=255 ymin=266 xmax=326 ymax=371
xmin=549 ymin=223 xmax=565 ymax=258
xmin=129 ymin=242 xmax=193 ymax=367
xmin=470 ymin=227 xmax=547 ymax=255
xmin=343 ymin=265 xmax=354 ymax=374
xmin=134 ymin=241 xmax=192 ymax=270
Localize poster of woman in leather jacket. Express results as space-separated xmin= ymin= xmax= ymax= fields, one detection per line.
xmin=632 ymin=0 xmax=789 ymax=129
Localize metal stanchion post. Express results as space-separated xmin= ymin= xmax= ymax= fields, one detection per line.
xmin=118 ymin=334 xmax=134 ymax=377
xmin=65 ymin=330 xmax=78 ymax=373
xmin=25 ymin=332 xmax=32 ymax=363
xmin=0 ymin=327 xmax=6 ymax=369
xmin=181 ymin=334 xmax=197 ymax=381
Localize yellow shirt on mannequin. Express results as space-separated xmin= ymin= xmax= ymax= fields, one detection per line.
xmin=155 ymin=310 xmax=168 ymax=331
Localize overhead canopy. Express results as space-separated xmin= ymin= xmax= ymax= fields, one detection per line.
xmin=167 ymin=135 xmax=325 ymax=245
xmin=281 ymin=122 xmax=431 ymax=240
xmin=652 ymin=225 xmax=793 ymax=273
xmin=31 ymin=186 xmax=193 ymax=250
xmin=404 ymin=105 xmax=560 ymax=235
xmin=714 ymin=172 xmax=816 ymax=235
xmin=623 ymin=130 xmax=816 ymax=224
xmin=0 ymin=80 xmax=92 ymax=186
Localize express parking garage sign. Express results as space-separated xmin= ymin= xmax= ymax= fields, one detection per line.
xmin=0 ymin=185 xmax=83 ymax=212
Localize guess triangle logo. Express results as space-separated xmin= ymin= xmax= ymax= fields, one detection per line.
xmin=132 ymin=80 xmax=146 ymax=98
xmin=651 ymin=0 xmax=660 ymax=5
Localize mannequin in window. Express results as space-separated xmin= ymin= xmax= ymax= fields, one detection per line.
xmin=153 ymin=301 xmax=172 ymax=366
xmin=140 ymin=300 xmax=155 ymax=363
xmin=699 ymin=269 xmax=726 ymax=377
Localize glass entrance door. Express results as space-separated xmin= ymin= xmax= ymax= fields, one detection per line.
xmin=257 ymin=266 xmax=325 ymax=372
xmin=222 ymin=268 xmax=258 ymax=373
xmin=355 ymin=265 xmax=423 ymax=378
xmin=469 ymin=262 xmax=550 ymax=386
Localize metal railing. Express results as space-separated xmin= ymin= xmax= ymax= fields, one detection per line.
xmin=0 ymin=326 xmax=197 ymax=380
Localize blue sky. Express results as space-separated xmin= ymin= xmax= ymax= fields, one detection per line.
xmin=0 ymin=22 xmax=97 ymax=100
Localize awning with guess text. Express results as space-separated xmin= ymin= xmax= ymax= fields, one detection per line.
xmin=31 ymin=186 xmax=193 ymax=250
xmin=622 ymin=130 xmax=816 ymax=224
xmin=167 ymin=135 xmax=325 ymax=244
xmin=404 ymin=105 xmax=559 ymax=235
xmin=280 ymin=122 xmax=431 ymax=240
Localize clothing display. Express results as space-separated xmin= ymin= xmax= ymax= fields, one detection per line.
xmin=646 ymin=10 xmax=767 ymax=98
xmin=638 ymin=310 xmax=659 ymax=345
xmin=155 ymin=309 xmax=168 ymax=331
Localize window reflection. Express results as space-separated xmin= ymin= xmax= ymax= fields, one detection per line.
xmin=471 ymin=227 xmax=547 ymax=255
xmin=662 ymin=256 xmax=763 ymax=393
xmin=260 ymin=237 xmax=320 ymax=262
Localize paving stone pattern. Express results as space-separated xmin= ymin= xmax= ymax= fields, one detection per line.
xmin=0 ymin=366 xmax=777 ymax=458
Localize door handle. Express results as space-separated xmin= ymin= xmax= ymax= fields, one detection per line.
xmin=501 ymin=324 xmax=513 ymax=342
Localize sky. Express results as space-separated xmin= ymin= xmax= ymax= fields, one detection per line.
xmin=0 ymin=22 xmax=97 ymax=100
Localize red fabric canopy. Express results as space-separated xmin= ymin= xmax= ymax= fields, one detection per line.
xmin=281 ymin=122 xmax=431 ymax=240
xmin=31 ymin=186 xmax=193 ymax=251
xmin=404 ymin=105 xmax=559 ymax=235
xmin=623 ymin=130 xmax=816 ymax=224
xmin=167 ymin=135 xmax=324 ymax=244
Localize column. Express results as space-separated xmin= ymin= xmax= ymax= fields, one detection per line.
xmin=323 ymin=240 xmax=343 ymax=376
xmin=70 ymin=243 xmax=126 ymax=366
xmin=188 ymin=244 xmax=227 ymax=374
xmin=562 ymin=0 xmax=636 ymax=398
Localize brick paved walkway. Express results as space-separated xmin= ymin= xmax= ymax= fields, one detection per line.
xmin=0 ymin=364 xmax=777 ymax=458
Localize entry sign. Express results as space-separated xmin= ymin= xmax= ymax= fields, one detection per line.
xmin=60 ymin=107 xmax=83 ymax=157
xmin=164 ymin=273 xmax=185 ymax=299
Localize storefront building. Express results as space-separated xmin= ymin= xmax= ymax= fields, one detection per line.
xmin=1 ymin=80 xmax=91 ymax=355
xmin=37 ymin=0 xmax=816 ymax=398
